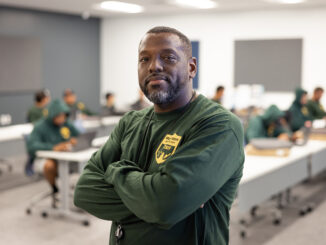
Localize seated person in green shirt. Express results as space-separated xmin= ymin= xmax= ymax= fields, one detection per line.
xmin=100 ymin=92 xmax=125 ymax=116
xmin=246 ymin=105 xmax=292 ymax=143
xmin=307 ymin=87 xmax=326 ymax=120
xmin=74 ymin=26 xmax=244 ymax=245
xmin=212 ymin=85 xmax=225 ymax=104
xmin=129 ymin=90 xmax=151 ymax=110
xmin=288 ymin=88 xmax=312 ymax=132
xmin=27 ymin=89 xmax=51 ymax=123
xmin=27 ymin=99 xmax=80 ymax=194
xmin=63 ymin=88 xmax=94 ymax=120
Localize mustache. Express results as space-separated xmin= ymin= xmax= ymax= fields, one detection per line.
xmin=144 ymin=74 xmax=171 ymax=85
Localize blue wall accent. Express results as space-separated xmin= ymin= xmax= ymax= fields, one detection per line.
xmin=191 ymin=41 xmax=199 ymax=89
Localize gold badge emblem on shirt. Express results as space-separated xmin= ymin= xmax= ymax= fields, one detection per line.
xmin=302 ymin=107 xmax=309 ymax=116
xmin=43 ymin=108 xmax=48 ymax=117
xmin=60 ymin=127 xmax=71 ymax=140
xmin=77 ymin=102 xmax=85 ymax=110
xmin=155 ymin=133 xmax=182 ymax=164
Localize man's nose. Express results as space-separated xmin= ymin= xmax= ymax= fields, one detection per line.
xmin=149 ymin=58 xmax=163 ymax=73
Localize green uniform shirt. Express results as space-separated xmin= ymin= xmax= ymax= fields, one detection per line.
xmin=246 ymin=105 xmax=291 ymax=142
xmin=27 ymin=105 xmax=48 ymax=123
xmin=306 ymin=100 xmax=326 ymax=120
xmin=74 ymin=95 xmax=244 ymax=245
xmin=27 ymin=100 xmax=79 ymax=159
xmin=68 ymin=101 xmax=94 ymax=118
xmin=288 ymin=88 xmax=312 ymax=132
xmin=212 ymin=98 xmax=222 ymax=104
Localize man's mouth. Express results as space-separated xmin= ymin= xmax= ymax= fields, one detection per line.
xmin=145 ymin=75 xmax=169 ymax=86
xmin=148 ymin=80 xmax=165 ymax=86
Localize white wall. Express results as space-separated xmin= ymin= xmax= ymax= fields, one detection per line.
xmin=100 ymin=8 xmax=326 ymax=110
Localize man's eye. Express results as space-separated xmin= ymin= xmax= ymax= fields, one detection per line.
xmin=164 ymin=56 xmax=177 ymax=62
xmin=139 ymin=57 xmax=149 ymax=62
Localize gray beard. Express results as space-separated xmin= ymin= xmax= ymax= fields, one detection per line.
xmin=147 ymin=89 xmax=177 ymax=105
xmin=144 ymin=81 xmax=182 ymax=105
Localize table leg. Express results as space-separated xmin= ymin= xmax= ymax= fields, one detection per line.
xmin=59 ymin=160 xmax=69 ymax=212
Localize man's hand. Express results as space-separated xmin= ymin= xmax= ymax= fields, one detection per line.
xmin=304 ymin=120 xmax=312 ymax=128
xmin=277 ymin=133 xmax=290 ymax=141
xmin=69 ymin=137 xmax=78 ymax=146
xmin=200 ymin=204 xmax=204 ymax=208
xmin=53 ymin=142 xmax=72 ymax=151
xmin=292 ymin=131 xmax=303 ymax=141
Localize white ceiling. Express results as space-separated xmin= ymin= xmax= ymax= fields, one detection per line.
xmin=1 ymin=0 xmax=326 ymax=18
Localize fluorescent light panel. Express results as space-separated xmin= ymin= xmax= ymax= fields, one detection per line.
xmin=97 ymin=1 xmax=143 ymax=13
xmin=175 ymin=0 xmax=218 ymax=9
xmin=264 ymin=0 xmax=306 ymax=4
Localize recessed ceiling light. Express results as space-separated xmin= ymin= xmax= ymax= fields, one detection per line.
xmin=174 ymin=0 xmax=218 ymax=9
xmin=95 ymin=1 xmax=144 ymax=13
xmin=264 ymin=0 xmax=306 ymax=4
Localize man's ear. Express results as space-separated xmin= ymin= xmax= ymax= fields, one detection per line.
xmin=188 ymin=57 xmax=197 ymax=79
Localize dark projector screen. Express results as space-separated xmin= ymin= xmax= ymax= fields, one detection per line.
xmin=0 ymin=36 xmax=41 ymax=93
xmin=234 ymin=39 xmax=302 ymax=92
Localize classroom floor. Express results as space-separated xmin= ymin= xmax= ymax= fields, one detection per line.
xmin=1 ymin=156 xmax=326 ymax=245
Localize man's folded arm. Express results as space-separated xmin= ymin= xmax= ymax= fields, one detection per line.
xmin=74 ymin=117 xmax=135 ymax=222
xmin=105 ymin=120 xmax=244 ymax=229
xmin=74 ymin=151 xmax=134 ymax=221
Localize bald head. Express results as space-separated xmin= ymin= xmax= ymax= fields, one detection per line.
xmin=139 ymin=26 xmax=192 ymax=58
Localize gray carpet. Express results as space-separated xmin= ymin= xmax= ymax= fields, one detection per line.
xmin=1 ymin=154 xmax=326 ymax=244
xmin=0 ymin=155 xmax=41 ymax=192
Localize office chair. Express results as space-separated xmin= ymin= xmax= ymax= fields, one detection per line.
xmin=23 ymin=134 xmax=58 ymax=216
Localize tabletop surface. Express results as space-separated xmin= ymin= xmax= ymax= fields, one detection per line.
xmin=0 ymin=123 xmax=33 ymax=142
xmin=241 ymin=140 xmax=326 ymax=184
xmin=36 ymin=148 xmax=98 ymax=162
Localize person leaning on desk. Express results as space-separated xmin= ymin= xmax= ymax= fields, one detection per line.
xmin=74 ymin=26 xmax=244 ymax=245
xmin=245 ymin=105 xmax=293 ymax=143
xmin=27 ymin=99 xmax=80 ymax=194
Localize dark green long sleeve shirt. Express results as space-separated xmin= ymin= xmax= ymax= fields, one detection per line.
xmin=245 ymin=105 xmax=291 ymax=142
xmin=27 ymin=105 xmax=48 ymax=123
xmin=307 ymin=100 xmax=326 ymax=120
xmin=27 ymin=99 xmax=80 ymax=159
xmin=288 ymin=88 xmax=312 ymax=132
xmin=74 ymin=95 xmax=244 ymax=245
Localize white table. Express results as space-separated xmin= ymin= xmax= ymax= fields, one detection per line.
xmin=81 ymin=118 xmax=102 ymax=131
xmin=92 ymin=136 xmax=109 ymax=148
xmin=101 ymin=116 xmax=122 ymax=126
xmin=238 ymin=141 xmax=326 ymax=213
xmin=80 ymin=116 xmax=121 ymax=138
xmin=0 ymin=124 xmax=33 ymax=165
xmin=36 ymin=148 xmax=97 ymax=224
xmin=0 ymin=123 xmax=33 ymax=142
xmin=308 ymin=140 xmax=326 ymax=177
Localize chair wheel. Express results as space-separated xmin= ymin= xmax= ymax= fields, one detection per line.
xmin=273 ymin=219 xmax=281 ymax=225
xmin=299 ymin=208 xmax=307 ymax=216
xmin=82 ymin=220 xmax=90 ymax=226
xmin=239 ymin=219 xmax=247 ymax=225
xmin=41 ymin=212 xmax=48 ymax=218
xmin=240 ymin=230 xmax=246 ymax=238
xmin=26 ymin=209 xmax=31 ymax=215
xmin=250 ymin=206 xmax=258 ymax=217
xmin=307 ymin=204 xmax=314 ymax=213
